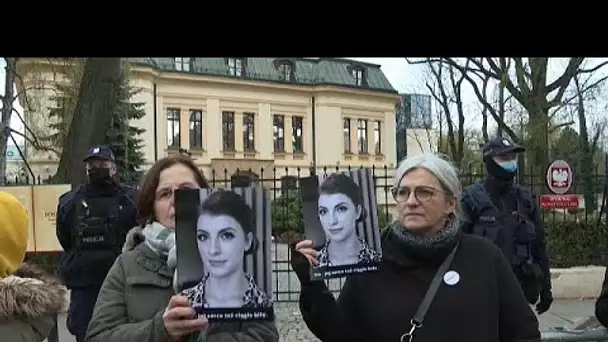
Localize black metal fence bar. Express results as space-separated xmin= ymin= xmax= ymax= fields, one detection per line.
xmin=7 ymin=160 xmax=608 ymax=303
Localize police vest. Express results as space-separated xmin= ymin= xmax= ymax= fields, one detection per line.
xmin=73 ymin=194 xmax=124 ymax=251
xmin=463 ymin=182 xmax=537 ymax=267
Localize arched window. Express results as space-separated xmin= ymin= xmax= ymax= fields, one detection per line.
xmin=274 ymin=59 xmax=296 ymax=81
xmin=225 ymin=58 xmax=247 ymax=77
xmin=347 ymin=64 xmax=366 ymax=86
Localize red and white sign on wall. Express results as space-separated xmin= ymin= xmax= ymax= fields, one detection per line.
xmin=539 ymin=194 xmax=579 ymax=209
xmin=540 ymin=160 xmax=581 ymax=210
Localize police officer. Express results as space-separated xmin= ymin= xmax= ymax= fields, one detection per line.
xmin=460 ymin=137 xmax=553 ymax=315
xmin=56 ymin=146 xmax=139 ymax=342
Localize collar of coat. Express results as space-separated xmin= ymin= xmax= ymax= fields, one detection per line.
xmin=0 ymin=263 xmax=67 ymax=322
xmin=123 ymin=226 xmax=146 ymax=253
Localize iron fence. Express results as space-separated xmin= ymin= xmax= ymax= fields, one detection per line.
xmin=4 ymin=163 xmax=608 ymax=303
xmin=5 ymin=163 xmax=608 ymax=342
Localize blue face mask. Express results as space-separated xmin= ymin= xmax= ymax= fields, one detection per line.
xmin=498 ymin=160 xmax=518 ymax=173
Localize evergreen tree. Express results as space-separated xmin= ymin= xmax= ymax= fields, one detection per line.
xmin=108 ymin=65 xmax=146 ymax=185
xmin=46 ymin=59 xmax=146 ymax=184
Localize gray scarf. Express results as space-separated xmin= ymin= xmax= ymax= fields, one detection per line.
xmin=141 ymin=222 xmax=177 ymax=270
xmin=383 ymin=214 xmax=461 ymax=264
xmin=389 ymin=214 xmax=460 ymax=250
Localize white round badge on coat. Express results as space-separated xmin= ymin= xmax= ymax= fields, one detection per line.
xmin=443 ymin=270 xmax=460 ymax=286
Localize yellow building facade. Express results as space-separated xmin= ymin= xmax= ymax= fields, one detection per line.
xmin=16 ymin=58 xmax=400 ymax=187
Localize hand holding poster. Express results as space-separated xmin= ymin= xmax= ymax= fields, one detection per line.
xmin=300 ymin=168 xmax=382 ymax=281
xmin=175 ymin=186 xmax=274 ymax=322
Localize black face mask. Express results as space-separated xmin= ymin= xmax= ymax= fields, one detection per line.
xmin=87 ymin=167 xmax=114 ymax=186
xmin=484 ymin=157 xmax=516 ymax=182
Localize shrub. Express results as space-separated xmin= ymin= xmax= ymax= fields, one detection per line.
xmin=544 ymin=218 xmax=608 ymax=268
xmin=271 ymin=191 xmax=304 ymax=238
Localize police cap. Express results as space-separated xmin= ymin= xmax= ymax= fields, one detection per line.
xmin=83 ymin=145 xmax=116 ymax=163
xmin=482 ymin=137 xmax=525 ymax=157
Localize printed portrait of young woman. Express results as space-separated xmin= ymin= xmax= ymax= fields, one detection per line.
xmin=315 ymin=172 xmax=382 ymax=269
xmin=180 ymin=189 xmax=272 ymax=312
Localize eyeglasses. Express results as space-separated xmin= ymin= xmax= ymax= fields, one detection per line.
xmin=390 ymin=186 xmax=443 ymax=203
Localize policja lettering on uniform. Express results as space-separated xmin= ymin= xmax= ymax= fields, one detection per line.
xmin=57 ymin=145 xmax=140 ymax=342
xmin=460 ymin=137 xmax=553 ymax=315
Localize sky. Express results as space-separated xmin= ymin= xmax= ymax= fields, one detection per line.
xmin=3 ymin=57 xmax=608 ymax=146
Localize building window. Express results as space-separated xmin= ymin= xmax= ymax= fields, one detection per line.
xmin=243 ymin=112 xmax=255 ymax=151
xmin=343 ymin=118 xmax=351 ymax=153
xmin=189 ymin=109 xmax=203 ymax=149
xmin=374 ymin=120 xmax=381 ymax=154
xmin=278 ymin=61 xmax=294 ymax=81
xmin=400 ymin=93 xmax=432 ymax=129
xmin=175 ymin=58 xmax=191 ymax=72
xmin=227 ymin=58 xmax=245 ymax=76
xmin=351 ymin=67 xmax=364 ymax=86
xmin=167 ymin=108 xmax=180 ymax=148
xmin=358 ymin=119 xmax=368 ymax=153
xmin=292 ymin=116 xmax=303 ymax=153
xmin=222 ymin=111 xmax=235 ymax=151
xmin=273 ymin=114 xmax=285 ymax=152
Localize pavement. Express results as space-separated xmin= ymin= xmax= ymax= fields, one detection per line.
xmin=47 ymin=299 xmax=599 ymax=342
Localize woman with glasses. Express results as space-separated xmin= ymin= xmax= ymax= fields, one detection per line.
xmin=290 ymin=153 xmax=541 ymax=342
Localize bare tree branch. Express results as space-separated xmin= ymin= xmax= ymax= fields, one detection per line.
xmin=10 ymin=107 xmax=58 ymax=154
xmin=578 ymin=61 xmax=608 ymax=74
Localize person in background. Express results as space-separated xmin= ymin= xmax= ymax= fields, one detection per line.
xmin=460 ymin=137 xmax=553 ymax=315
xmin=85 ymin=155 xmax=279 ymax=342
xmin=0 ymin=191 xmax=67 ymax=342
xmin=290 ymin=153 xmax=540 ymax=342
xmin=56 ymin=145 xmax=139 ymax=342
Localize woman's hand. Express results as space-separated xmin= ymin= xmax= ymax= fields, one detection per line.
xmin=295 ymin=239 xmax=319 ymax=267
xmin=163 ymin=295 xmax=208 ymax=341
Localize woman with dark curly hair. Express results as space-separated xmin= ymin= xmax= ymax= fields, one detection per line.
xmin=181 ymin=190 xmax=271 ymax=310
xmin=316 ymin=173 xmax=381 ymax=268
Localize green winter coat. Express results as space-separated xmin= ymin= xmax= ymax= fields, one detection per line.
xmin=85 ymin=226 xmax=279 ymax=342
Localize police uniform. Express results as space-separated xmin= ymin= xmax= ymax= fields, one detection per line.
xmin=460 ymin=137 xmax=553 ymax=315
xmin=56 ymin=146 xmax=139 ymax=342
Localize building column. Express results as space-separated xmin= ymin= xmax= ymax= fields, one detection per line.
xmin=367 ymin=119 xmax=375 ymax=155
xmin=285 ymin=116 xmax=293 ymax=154
xmin=235 ymin=112 xmax=243 ymax=152
xmin=179 ymin=107 xmax=189 ymax=149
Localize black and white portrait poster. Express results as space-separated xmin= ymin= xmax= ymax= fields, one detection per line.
xmin=174 ymin=186 xmax=274 ymax=322
xmin=300 ymin=168 xmax=382 ymax=281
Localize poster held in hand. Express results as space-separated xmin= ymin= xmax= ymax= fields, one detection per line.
xmin=175 ymin=186 xmax=274 ymax=322
xmin=300 ymin=168 xmax=383 ymax=280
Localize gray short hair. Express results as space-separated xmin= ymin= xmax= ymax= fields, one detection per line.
xmin=393 ymin=152 xmax=461 ymax=199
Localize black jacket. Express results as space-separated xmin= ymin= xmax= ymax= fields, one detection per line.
xmin=461 ymin=179 xmax=551 ymax=293
xmin=56 ymin=183 xmax=138 ymax=288
xmin=595 ymin=268 xmax=608 ymax=327
xmin=293 ymin=229 xmax=541 ymax=342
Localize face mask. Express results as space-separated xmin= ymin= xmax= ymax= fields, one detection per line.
xmin=87 ymin=167 xmax=113 ymax=186
xmin=498 ymin=160 xmax=518 ymax=173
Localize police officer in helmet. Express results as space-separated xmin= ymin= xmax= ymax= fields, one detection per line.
xmin=460 ymin=137 xmax=553 ymax=315
xmin=56 ymin=146 xmax=139 ymax=342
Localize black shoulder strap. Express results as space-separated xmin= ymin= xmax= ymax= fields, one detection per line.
xmin=400 ymin=243 xmax=460 ymax=342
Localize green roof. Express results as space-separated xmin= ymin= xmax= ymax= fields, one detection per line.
xmin=128 ymin=58 xmax=397 ymax=94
